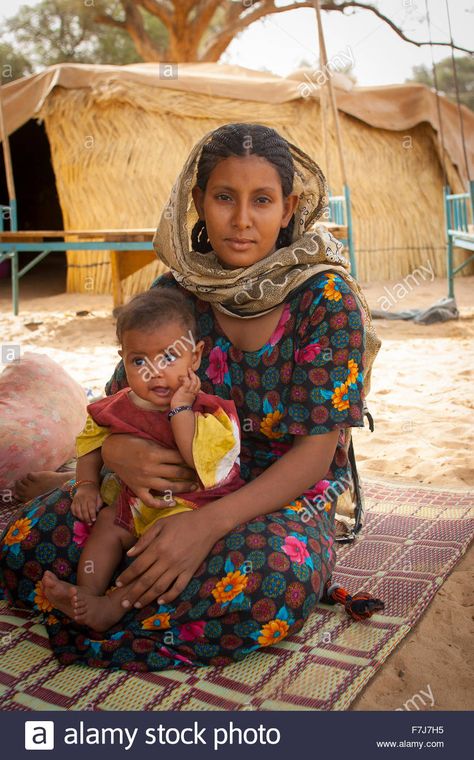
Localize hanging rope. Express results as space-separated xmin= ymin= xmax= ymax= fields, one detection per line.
xmin=445 ymin=0 xmax=471 ymax=185
xmin=313 ymin=0 xmax=348 ymax=187
xmin=317 ymin=18 xmax=332 ymax=189
xmin=424 ymin=0 xmax=448 ymax=186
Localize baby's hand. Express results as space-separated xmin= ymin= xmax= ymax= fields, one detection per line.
xmin=71 ymin=484 xmax=103 ymax=526
xmin=170 ymin=368 xmax=201 ymax=408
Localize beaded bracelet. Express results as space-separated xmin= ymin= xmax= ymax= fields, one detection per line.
xmin=69 ymin=479 xmax=99 ymax=498
xmin=167 ymin=405 xmax=193 ymax=421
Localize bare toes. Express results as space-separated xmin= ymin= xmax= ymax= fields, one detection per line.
xmin=42 ymin=571 xmax=55 ymax=587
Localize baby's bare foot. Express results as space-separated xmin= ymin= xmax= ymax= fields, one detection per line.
xmin=73 ymin=587 xmax=127 ymax=632
xmin=41 ymin=571 xmax=84 ymax=620
xmin=14 ymin=471 xmax=70 ymax=501
xmin=43 ymin=572 xmax=127 ymax=631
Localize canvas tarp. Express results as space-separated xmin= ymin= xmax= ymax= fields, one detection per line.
xmin=1 ymin=62 xmax=473 ymax=187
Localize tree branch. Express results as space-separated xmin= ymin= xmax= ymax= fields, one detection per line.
xmin=326 ymin=1 xmax=473 ymax=56
xmin=93 ymin=12 xmax=127 ymax=31
xmin=135 ymin=0 xmax=173 ymax=26
xmin=203 ymin=0 xmax=472 ymax=61
xmin=95 ymin=0 xmax=473 ymax=64
xmin=191 ymin=0 xmax=221 ymax=31
xmin=187 ymin=0 xmax=222 ymax=59
xmin=122 ymin=0 xmax=163 ymax=61
xmin=202 ymin=1 xmax=326 ymax=61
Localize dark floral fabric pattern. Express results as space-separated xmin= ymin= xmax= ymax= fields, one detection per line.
xmin=0 ymin=270 xmax=366 ymax=671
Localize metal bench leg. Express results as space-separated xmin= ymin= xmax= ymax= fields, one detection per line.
xmin=447 ymin=236 xmax=454 ymax=299
xmin=11 ymin=250 xmax=19 ymax=316
xmin=343 ymin=184 xmax=357 ymax=278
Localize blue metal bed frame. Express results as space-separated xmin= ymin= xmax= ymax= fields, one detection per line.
xmin=328 ymin=186 xmax=356 ymax=278
xmin=444 ymin=181 xmax=474 ymax=298
xmin=0 ymin=201 xmax=155 ymax=315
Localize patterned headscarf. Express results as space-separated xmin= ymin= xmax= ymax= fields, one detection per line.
xmin=153 ymin=126 xmax=380 ymax=393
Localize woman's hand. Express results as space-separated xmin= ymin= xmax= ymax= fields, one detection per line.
xmin=115 ymin=509 xmax=224 ymax=608
xmin=101 ymin=434 xmax=199 ymax=508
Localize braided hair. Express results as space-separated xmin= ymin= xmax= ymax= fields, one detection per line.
xmin=191 ymin=123 xmax=295 ymax=254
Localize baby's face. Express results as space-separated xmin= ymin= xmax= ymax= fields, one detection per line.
xmin=120 ymin=321 xmax=203 ymax=410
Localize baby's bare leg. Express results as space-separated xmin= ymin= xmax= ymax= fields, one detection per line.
xmin=77 ymin=505 xmax=135 ymax=594
xmin=43 ymin=506 xmax=137 ymax=631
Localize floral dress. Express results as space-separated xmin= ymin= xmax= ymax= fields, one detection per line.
xmin=0 ymin=271 xmax=366 ymax=671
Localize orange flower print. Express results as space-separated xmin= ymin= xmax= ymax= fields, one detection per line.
xmin=245 ymin=605 xmax=295 ymax=652
xmin=285 ymin=500 xmax=304 ymax=513
xmin=260 ymin=410 xmax=284 ymax=439
xmin=212 ymin=570 xmax=248 ymax=604
xmin=258 ymin=618 xmax=290 ymax=646
xmin=346 ymin=359 xmax=359 ymax=386
xmin=4 ymin=517 xmax=32 ymax=546
xmin=332 ymin=383 xmax=350 ymax=411
xmin=323 ymin=273 xmax=342 ymax=302
xmin=34 ymin=581 xmax=53 ymax=613
xmin=141 ymin=612 xmax=171 ymax=631
xmin=260 ymin=399 xmax=285 ymax=439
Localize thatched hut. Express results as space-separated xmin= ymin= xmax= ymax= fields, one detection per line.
xmin=2 ymin=62 xmax=473 ymax=295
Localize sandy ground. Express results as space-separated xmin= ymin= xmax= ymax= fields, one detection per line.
xmin=0 ymin=256 xmax=473 ymax=710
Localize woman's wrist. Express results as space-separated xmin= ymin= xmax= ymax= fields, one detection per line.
xmin=199 ymin=496 xmax=238 ymax=539
xmin=101 ymin=433 xmax=122 ymax=470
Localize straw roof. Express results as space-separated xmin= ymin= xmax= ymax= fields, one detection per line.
xmin=2 ymin=63 xmax=473 ymax=293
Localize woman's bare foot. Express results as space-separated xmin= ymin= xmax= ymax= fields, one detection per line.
xmin=42 ymin=571 xmax=126 ymax=632
xmin=14 ymin=471 xmax=71 ymax=501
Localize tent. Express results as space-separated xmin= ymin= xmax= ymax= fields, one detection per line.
xmin=1 ymin=62 xmax=473 ymax=296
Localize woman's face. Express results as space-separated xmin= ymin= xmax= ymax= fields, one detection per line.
xmin=192 ymin=155 xmax=299 ymax=269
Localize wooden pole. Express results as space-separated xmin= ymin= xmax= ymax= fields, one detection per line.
xmin=317 ymin=18 xmax=331 ymax=188
xmin=0 ymin=75 xmax=17 ymax=205
xmin=313 ymin=0 xmax=348 ymax=186
xmin=0 ymin=72 xmax=19 ymax=315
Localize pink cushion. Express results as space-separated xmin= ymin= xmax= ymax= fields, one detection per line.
xmin=0 ymin=352 xmax=88 ymax=493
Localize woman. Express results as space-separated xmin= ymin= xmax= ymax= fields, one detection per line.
xmin=0 ymin=123 xmax=382 ymax=671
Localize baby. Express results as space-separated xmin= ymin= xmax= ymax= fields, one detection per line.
xmin=42 ymin=288 xmax=244 ymax=631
